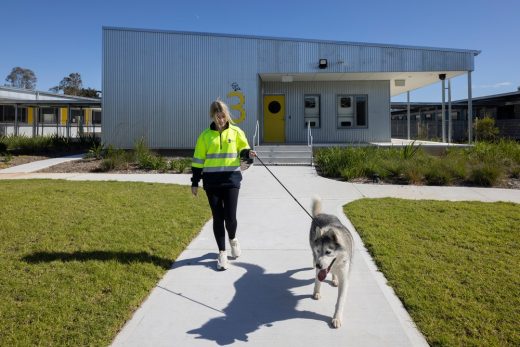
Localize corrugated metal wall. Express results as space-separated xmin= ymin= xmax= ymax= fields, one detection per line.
xmin=263 ymin=81 xmax=390 ymax=143
xmin=103 ymin=29 xmax=259 ymax=148
xmin=103 ymin=28 xmax=476 ymax=148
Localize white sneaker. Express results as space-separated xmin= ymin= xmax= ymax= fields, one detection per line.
xmin=217 ymin=251 xmax=228 ymax=270
xmin=230 ymin=238 xmax=241 ymax=258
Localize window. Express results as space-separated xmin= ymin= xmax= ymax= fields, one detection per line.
xmin=39 ymin=108 xmax=58 ymax=124
xmin=337 ymin=95 xmax=367 ymax=128
xmin=356 ymin=96 xmax=367 ymax=126
xmin=0 ymin=106 xmax=28 ymax=123
xmin=92 ymin=109 xmax=102 ymax=124
xmin=70 ymin=109 xmax=83 ymax=124
xmin=304 ymin=94 xmax=320 ymax=128
xmin=0 ymin=105 xmax=15 ymax=123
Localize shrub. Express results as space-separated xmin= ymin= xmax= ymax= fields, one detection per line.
xmin=401 ymin=161 xmax=424 ymax=184
xmin=401 ymin=140 xmax=422 ymax=160
xmin=134 ymin=138 xmax=167 ymax=171
xmin=510 ymin=166 xmax=520 ymax=179
xmin=468 ymin=165 xmax=502 ymax=187
xmin=170 ymin=158 xmax=192 ymax=173
xmin=97 ymin=146 xmax=132 ymax=172
xmin=424 ymin=164 xmax=450 ymax=186
xmin=475 ymin=116 xmax=499 ymax=142
xmin=0 ymin=141 xmax=7 ymax=154
xmin=85 ymin=143 xmax=106 ymax=160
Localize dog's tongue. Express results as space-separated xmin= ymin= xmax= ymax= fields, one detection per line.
xmin=317 ymin=269 xmax=328 ymax=282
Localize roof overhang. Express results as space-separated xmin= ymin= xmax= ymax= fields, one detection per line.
xmin=259 ymin=71 xmax=467 ymax=97
xmin=0 ymin=99 xmax=101 ymax=107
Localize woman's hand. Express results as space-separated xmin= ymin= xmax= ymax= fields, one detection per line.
xmin=249 ymin=150 xmax=257 ymax=158
xmin=191 ymin=186 xmax=198 ymax=197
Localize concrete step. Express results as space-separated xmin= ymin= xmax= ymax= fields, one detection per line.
xmin=253 ymin=145 xmax=313 ymax=166
xmin=255 ymin=151 xmax=312 ymax=158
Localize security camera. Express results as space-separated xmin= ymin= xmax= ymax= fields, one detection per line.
xmin=439 ymin=74 xmax=446 ymax=80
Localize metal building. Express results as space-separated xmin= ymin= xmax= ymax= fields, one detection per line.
xmin=102 ymin=27 xmax=479 ymax=149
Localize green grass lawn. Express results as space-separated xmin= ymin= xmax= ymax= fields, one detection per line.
xmin=0 ymin=179 xmax=211 ymax=346
xmin=344 ymin=198 xmax=520 ymax=347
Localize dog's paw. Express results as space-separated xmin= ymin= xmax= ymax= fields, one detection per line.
xmin=313 ymin=292 xmax=321 ymax=300
xmin=331 ymin=275 xmax=339 ymax=287
xmin=331 ymin=317 xmax=342 ymax=328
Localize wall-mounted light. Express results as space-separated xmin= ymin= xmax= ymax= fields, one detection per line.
xmin=319 ymin=59 xmax=328 ymax=69
xmin=394 ymin=79 xmax=406 ymax=87
xmin=281 ymin=75 xmax=293 ymax=83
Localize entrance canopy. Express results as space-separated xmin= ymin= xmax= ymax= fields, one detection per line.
xmin=260 ymin=71 xmax=467 ymax=97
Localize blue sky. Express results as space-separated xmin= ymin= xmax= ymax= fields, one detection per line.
xmin=2 ymin=0 xmax=518 ymax=102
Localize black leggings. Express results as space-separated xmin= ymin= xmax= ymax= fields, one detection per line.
xmin=205 ymin=187 xmax=240 ymax=251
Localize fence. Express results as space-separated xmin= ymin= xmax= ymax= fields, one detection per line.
xmin=392 ymin=119 xmax=468 ymax=142
xmin=0 ymin=123 xmax=101 ymax=138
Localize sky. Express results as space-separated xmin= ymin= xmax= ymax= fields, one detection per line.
xmin=2 ymin=0 xmax=519 ymax=102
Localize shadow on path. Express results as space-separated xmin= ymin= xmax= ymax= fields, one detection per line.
xmin=186 ymin=261 xmax=330 ymax=345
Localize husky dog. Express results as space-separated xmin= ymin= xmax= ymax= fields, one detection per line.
xmin=310 ymin=197 xmax=353 ymax=328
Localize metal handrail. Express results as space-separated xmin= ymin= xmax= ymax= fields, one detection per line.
xmin=253 ymin=120 xmax=260 ymax=148
xmin=307 ymin=122 xmax=314 ymax=166
xmin=307 ymin=122 xmax=313 ymax=148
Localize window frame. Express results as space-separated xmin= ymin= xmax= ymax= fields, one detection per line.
xmin=303 ymin=94 xmax=321 ymax=129
xmin=336 ymin=94 xmax=368 ymax=129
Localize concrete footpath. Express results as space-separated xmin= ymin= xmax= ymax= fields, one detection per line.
xmin=2 ymin=163 xmax=519 ymax=346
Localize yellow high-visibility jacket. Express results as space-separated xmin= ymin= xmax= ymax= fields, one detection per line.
xmin=191 ymin=122 xmax=251 ymax=189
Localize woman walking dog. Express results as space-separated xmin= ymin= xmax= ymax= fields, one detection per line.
xmin=191 ymin=99 xmax=256 ymax=270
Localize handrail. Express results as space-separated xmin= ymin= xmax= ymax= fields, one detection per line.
xmin=253 ymin=120 xmax=260 ymax=148
xmin=307 ymin=122 xmax=313 ymax=148
xmin=307 ymin=122 xmax=314 ymax=166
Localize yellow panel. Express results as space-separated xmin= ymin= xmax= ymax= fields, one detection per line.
xmin=263 ymin=95 xmax=285 ymax=142
xmin=60 ymin=108 xmax=67 ymax=125
xmin=85 ymin=109 xmax=90 ymax=125
xmin=28 ymin=108 xmax=34 ymax=124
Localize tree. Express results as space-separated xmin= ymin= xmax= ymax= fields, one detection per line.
xmin=5 ymin=67 xmax=37 ymax=89
xmin=78 ymin=87 xmax=100 ymax=98
xmin=50 ymin=72 xmax=83 ymax=95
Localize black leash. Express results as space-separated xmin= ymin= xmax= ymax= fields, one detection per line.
xmin=254 ymin=155 xmax=315 ymax=221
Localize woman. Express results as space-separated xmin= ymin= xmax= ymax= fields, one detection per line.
xmin=191 ymin=99 xmax=256 ymax=270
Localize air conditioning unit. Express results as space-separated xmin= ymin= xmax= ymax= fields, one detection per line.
xmin=337 ymin=116 xmax=353 ymax=128
xmin=305 ymin=116 xmax=320 ymax=128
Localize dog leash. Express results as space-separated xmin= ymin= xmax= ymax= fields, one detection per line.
xmin=254 ymin=155 xmax=315 ymax=221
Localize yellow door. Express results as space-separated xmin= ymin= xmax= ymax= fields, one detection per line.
xmin=263 ymin=95 xmax=285 ymax=142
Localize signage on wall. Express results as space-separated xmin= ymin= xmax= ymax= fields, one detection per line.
xmin=227 ymin=82 xmax=246 ymax=124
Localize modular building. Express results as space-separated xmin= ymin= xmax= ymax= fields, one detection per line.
xmin=102 ymin=27 xmax=479 ymax=148
xmin=0 ymin=86 xmax=101 ymax=138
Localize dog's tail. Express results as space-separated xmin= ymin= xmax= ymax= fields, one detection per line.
xmin=311 ymin=196 xmax=322 ymax=217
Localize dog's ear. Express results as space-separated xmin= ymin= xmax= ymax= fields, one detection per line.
xmin=314 ymin=226 xmax=323 ymax=241
xmin=331 ymin=229 xmax=344 ymax=248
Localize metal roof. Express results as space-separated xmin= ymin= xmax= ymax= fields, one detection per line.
xmin=0 ymin=86 xmax=100 ymax=102
xmin=0 ymin=99 xmax=101 ymax=107
xmin=103 ymin=26 xmax=481 ymax=56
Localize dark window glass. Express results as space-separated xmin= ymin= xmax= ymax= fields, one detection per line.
xmin=305 ymin=97 xmax=316 ymax=108
xmin=341 ymin=97 xmax=351 ymax=108
xmin=4 ymin=106 xmax=15 ymax=122
xmin=497 ymin=105 xmax=515 ymax=120
xmin=268 ymin=101 xmax=281 ymax=114
xmin=356 ymin=96 xmax=367 ymax=126
xmin=92 ymin=110 xmax=102 ymax=124
xmin=19 ymin=108 xmax=28 ymax=123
